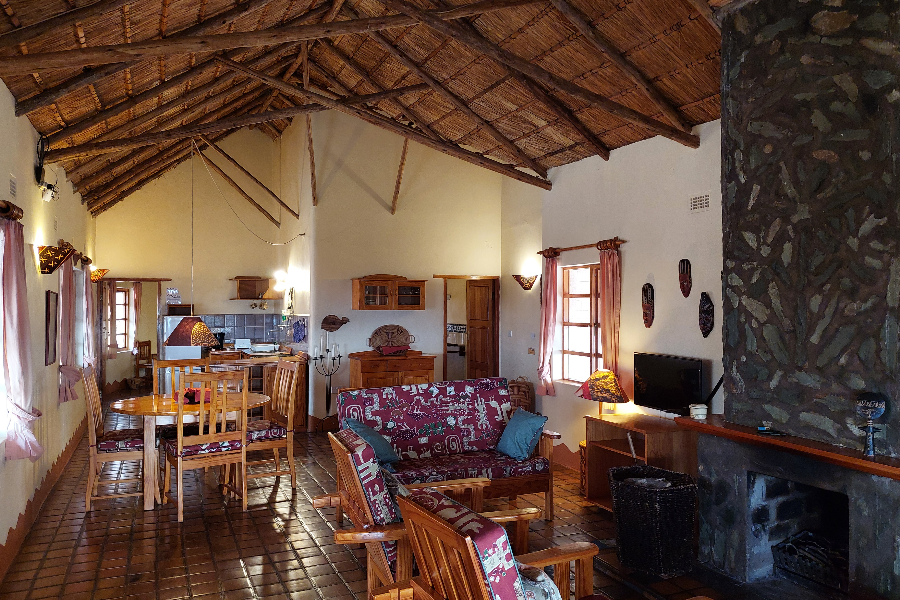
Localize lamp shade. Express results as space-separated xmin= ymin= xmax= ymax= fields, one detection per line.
xmin=164 ymin=317 xmax=218 ymax=346
xmin=575 ymin=369 xmax=628 ymax=403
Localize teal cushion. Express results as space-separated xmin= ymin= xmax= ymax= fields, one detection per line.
xmin=497 ymin=409 xmax=547 ymax=461
xmin=345 ymin=418 xmax=400 ymax=468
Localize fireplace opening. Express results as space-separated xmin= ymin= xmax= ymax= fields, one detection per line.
xmin=747 ymin=472 xmax=849 ymax=593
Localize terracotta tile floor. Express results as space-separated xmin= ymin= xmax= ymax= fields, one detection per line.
xmin=0 ymin=399 xmax=755 ymax=600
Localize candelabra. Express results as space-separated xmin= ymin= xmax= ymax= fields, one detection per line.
xmin=311 ymin=347 xmax=342 ymax=415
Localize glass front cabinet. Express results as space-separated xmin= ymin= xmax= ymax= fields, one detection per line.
xmin=352 ymin=274 xmax=427 ymax=310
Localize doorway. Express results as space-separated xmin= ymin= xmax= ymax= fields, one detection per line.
xmin=434 ymin=275 xmax=500 ymax=381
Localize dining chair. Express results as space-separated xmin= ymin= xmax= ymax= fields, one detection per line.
xmin=134 ymin=340 xmax=153 ymax=379
xmin=83 ymin=365 xmax=151 ymax=510
xmin=152 ymin=357 xmax=210 ymax=395
xmin=397 ymin=489 xmax=598 ymax=600
xmin=160 ymin=369 xmax=249 ymax=521
xmin=243 ymin=359 xmax=299 ymax=489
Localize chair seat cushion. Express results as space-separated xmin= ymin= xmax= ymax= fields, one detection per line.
xmin=161 ymin=437 xmax=243 ymax=458
xmin=391 ymin=450 xmax=550 ymax=485
xmin=157 ymin=421 xmax=236 ymax=439
xmin=246 ymin=420 xmax=288 ymax=442
xmin=96 ymin=429 xmax=144 ymax=453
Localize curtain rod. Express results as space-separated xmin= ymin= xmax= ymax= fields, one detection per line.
xmin=0 ymin=200 xmax=24 ymax=222
xmin=538 ymin=236 xmax=626 ymax=258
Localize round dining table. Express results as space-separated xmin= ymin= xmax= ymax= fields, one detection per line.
xmin=109 ymin=392 xmax=270 ymax=510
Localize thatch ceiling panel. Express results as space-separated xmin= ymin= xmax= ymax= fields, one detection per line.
xmin=0 ymin=0 xmax=728 ymax=211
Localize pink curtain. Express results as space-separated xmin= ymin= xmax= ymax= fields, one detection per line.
xmin=536 ymin=254 xmax=559 ymax=396
xmin=1 ymin=220 xmax=43 ymax=461
xmin=82 ymin=266 xmax=97 ymax=372
xmin=597 ymin=248 xmax=622 ymax=378
xmin=131 ymin=282 xmax=142 ymax=351
xmin=58 ymin=257 xmax=80 ymax=404
xmin=105 ymin=280 xmax=117 ymax=359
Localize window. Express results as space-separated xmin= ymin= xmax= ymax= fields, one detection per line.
xmin=561 ymin=265 xmax=603 ymax=382
xmin=113 ymin=288 xmax=129 ymax=350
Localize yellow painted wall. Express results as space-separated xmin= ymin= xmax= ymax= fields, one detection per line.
xmin=94 ymin=128 xmax=302 ymax=316
xmin=0 ymin=82 xmax=93 ymax=545
xmin=104 ymin=282 xmax=161 ymax=385
xmin=279 ymin=110 xmax=503 ymax=417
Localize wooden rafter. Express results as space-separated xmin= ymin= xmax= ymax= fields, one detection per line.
xmin=683 ymin=0 xmax=721 ymax=32
xmin=391 ymin=138 xmax=409 ymax=215
xmin=358 ymin=15 xmax=548 ymax=177
xmin=14 ymin=0 xmax=293 ymax=117
xmin=378 ymin=0 xmax=700 ymax=149
xmin=197 ymin=145 xmax=281 ymax=227
xmin=0 ymin=0 xmax=544 ymax=75
xmin=319 ymin=38 xmax=439 ymax=140
xmin=0 ymin=0 xmax=132 ymax=48
xmin=549 ymin=0 xmax=690 ymax=132
xmin=217 ymin=56 xmax=552 ymax=189
xmin=198 ymin=134 xmax=298 ymax=219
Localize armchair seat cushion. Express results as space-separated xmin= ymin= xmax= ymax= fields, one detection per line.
xmin=96 ymin=429 xmax=144 ymax=453
xmin=517 ymin=562 xmax=563 ymax=600
xmin=391 ymin=450 xmax=550 ymax=485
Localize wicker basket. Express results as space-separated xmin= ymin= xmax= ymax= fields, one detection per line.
xmin=507 ymin=376 xmax=534 ymax=413
xmin=609 ymin=465 xmax=697 ymax=577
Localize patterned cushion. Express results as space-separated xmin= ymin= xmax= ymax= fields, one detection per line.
xmin=157 ymin=421 xmax=236 ymax=439
xmin=517 ymin=562 xmax=563 ymax=600
xmin=333 ymin=429 xmax=402 ymax=566
xmin=161 ymin=437 xmax=242 ymax=458
xmin=337 ymin=378 xmax=513 ymax=460
xmin=95 ymin=429 xmax=144 ymax=453
xmin=391 ymin=450 xmax=550 ymax=485
xmin=246 ymin=420 xmax=288 ymax=442
xmin=408 ymin=489 xmax=525 ymax=600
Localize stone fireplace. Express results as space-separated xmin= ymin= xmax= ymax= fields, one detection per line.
xmin=704 ymin=0 xmax=900 ymax=595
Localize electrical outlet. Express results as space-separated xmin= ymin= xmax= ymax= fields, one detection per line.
xmin=527 ymin=348 xmax=535 ymax=355
xmin=531 ymin=332 xmax=536 ymax=339
xmin=508 ymin=330 xmax=513 ymax=337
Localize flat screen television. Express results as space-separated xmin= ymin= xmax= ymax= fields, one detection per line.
xmin=633 ymin=352 xmax=702 ymax=416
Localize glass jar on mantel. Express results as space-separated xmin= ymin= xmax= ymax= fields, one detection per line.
xmin=351 ymin=274 xmax=426 ymax=310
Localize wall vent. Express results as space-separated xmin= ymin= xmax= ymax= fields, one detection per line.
xmin=9 ymin=175 xmax=16 ymax=200
xmin=689 ymin=193 xmax=710 ymax=213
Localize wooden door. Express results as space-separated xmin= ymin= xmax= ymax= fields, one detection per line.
xmin=466 ymin=279 xmax=498 ymax=379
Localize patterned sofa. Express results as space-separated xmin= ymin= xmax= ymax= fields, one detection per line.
xmin=337 ymin=377 xmax=559 ymax=519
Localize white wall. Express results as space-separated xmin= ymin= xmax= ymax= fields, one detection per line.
xmin=0 ymin=82 xmax=93 ymax=545
xmin=94 ymin=128 xmax=300 ymax=317
xmin=278 ymin=110 xmax=503 ymax=418
xmin=500 ymin=121 xmax=724 ymax=454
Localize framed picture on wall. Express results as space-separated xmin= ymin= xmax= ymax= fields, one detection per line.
xmin=45 ymin=290 xmax=58 ymax=366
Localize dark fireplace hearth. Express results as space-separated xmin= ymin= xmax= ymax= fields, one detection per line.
xmin=747 ymin=472 xmax=849 ymax=593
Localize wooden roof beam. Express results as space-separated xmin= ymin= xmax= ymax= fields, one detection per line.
xmin=356 ymin=14 xmax=547 ymax=178
xmin=683 ymin=0 xmax=721 ymax=33
xmin=199 ymin=133 xmax=297 ymax=219
xmin=15 ymin=0 xmax=285 ymax=116
xmin=549 ymin=0 xmax=690 ymax=133
xmin=0 ymin=0 xmax=543 ymax=76
xmin=217 ymin=56 xmax=552 ymax=190
xmin=378 ymin=0 xmax=700 ymax=149
xmin=0 ymin=0 xmax=133 ymax=48
xmin=47 ymin=104 xmax=326 ymax=162
xmin=198 ymin=147 xmax=281 ymax=227
xmin=319 ymin=38 xmax=439 ymax=140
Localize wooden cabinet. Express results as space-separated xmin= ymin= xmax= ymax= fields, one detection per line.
xmin=584 ymin=414 xmax=697 ymax=512
xmin=352 ymin=274 xmax=426 ymax=310
xmin=349 ymin=350 xmax=436 ymax=388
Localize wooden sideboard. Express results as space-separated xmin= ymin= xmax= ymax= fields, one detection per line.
xmin=348 ymin=350 xmax=436 ymax=388
xmin=584 ymin=414 xmax=697 ymax=512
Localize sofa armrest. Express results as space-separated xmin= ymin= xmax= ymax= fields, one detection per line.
xmin=516 ymin=542 xmax=598 ymax=567
xmin=312 ymin=492 xmax=341 ymax=509
xmin=333 ymin=523 xmax=408 ymax=543
xmin=481 ymin=507 xmax=542 ymax=523
xmin=404 ymin=477 xmax=491 ymax=493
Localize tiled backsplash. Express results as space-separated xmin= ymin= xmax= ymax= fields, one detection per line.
xmin=198 ymin=313 xmax=284 ymax=344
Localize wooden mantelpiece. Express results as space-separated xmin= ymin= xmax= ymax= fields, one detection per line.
xmin=675 ymin=415 xmax=900 ymax=482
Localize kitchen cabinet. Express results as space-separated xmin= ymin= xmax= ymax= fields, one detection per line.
xmin=348 ymin=350 xmax=436 ymax=388
xmin=352 ymin=274 xmax=426 ymax=310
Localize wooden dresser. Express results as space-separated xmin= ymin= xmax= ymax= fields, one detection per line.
xmin=348 ymin=350 xmax=436 ymax=388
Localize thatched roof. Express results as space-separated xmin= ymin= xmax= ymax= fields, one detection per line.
xmin=0 ymin=0 xmax=734 ymax=215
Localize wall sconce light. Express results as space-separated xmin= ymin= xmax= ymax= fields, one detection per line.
xmin=90 ymin=268 xmax=109 ymax=282
xmin=512 ymin=275 xmax=539 ymax=290
xmin=38 ymin=242 xmax=75 ymax=274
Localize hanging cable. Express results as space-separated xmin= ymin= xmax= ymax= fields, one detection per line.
xmin=191 ymin=139 xmax=305 ymax=246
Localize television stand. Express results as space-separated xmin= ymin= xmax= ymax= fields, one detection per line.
xmin=584 ymin=414 xmax=698 ymax=512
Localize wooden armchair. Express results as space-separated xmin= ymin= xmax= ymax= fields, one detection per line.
xmin=398 ymin=490 xmax=598 ymax=600
xmin=314 ymin=430 xmax=542 ymax=597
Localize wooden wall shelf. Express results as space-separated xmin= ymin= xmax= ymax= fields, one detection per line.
xmin=675 ymin=415 xmax=900 ymax=482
